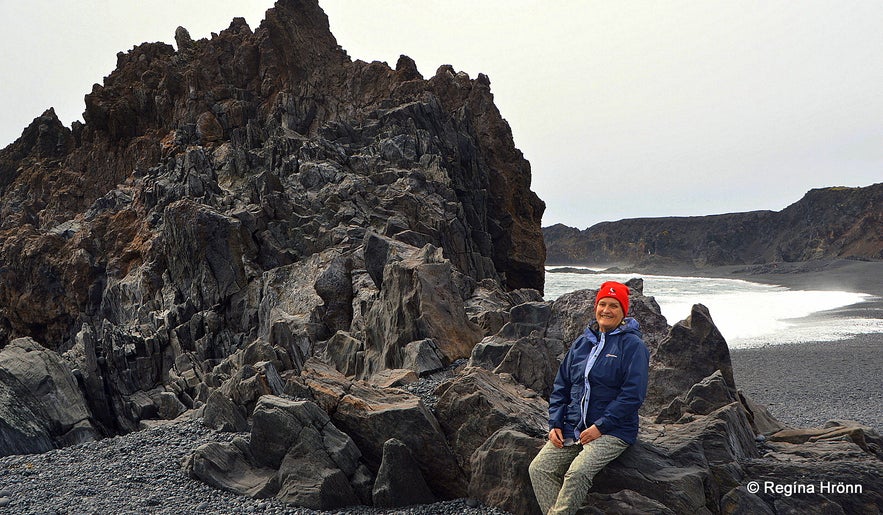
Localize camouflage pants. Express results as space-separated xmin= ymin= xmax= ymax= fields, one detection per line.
xmin=528 ymin=435 xmax=629 ymax=515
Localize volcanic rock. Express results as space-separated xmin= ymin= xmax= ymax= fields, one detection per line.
xmin=371 ymin=438 xmax=437 ymax=508
xmin=0 ymin=338 xmax=100 ymax=456
xmin=185 ymin=395 xmax=369 ymax=509
xmin=0 ymin=0 xmax=545 ymax=439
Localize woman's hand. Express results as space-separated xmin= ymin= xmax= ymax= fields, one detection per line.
xmin=579 ymin=425 xmax=602 ymax=445
xmin=548 ymin=428 xmax=564 ymax=448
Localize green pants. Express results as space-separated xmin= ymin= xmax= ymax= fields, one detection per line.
xmin=528 ymin=435 xmax=629 ymax=515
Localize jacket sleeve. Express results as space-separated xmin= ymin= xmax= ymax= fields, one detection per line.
xmin=548 ymin=345 xmax=574 ymax=430
xmin=593 ymin=336 xmax=649 ymax=432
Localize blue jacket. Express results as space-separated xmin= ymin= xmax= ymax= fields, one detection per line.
xmin=548 ymin=318 xmax=650 ymax=445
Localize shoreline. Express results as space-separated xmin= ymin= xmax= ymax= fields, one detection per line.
xmin=548 ymin=259 xmax=883 ymax=433
xmin=640 ymin=259 xmax=883 ymax=433
xmin=646 ymin=259 xmax=883 ymax=433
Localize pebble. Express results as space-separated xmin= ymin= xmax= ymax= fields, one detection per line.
xmin=0 ymin=419 xmax=511 ymax=514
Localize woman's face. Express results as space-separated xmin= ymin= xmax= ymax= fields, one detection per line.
xmin=595 ymin=297 xmax=625 ymax=332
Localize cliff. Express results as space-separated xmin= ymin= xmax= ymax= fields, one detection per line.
xmin=0 ymin=1 xmax=544 ymax=359
xmin=544 ymin=183 xmax=883 ymax=267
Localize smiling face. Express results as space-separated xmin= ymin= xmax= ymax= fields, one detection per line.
xmin=595 ymin=297 xmax=625 ymax=332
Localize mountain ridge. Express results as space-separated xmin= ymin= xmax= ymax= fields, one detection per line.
xmin=544 ymin=183 xmax=882 ymax=267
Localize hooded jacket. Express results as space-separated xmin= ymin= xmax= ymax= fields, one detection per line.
xmin=548 ymin=317 xmax=650 ymax=445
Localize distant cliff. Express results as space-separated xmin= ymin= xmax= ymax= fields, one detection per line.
xmin=544 ymin=183 xmax=883 ymax=267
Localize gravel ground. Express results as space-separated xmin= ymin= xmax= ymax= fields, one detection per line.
xmin=0 ymin=418 xmax=510 ymax=515
xmin=731 ymin=333 xmax=883 ymax=433
xmin=0 ymin=357 xmax=511 ymax=515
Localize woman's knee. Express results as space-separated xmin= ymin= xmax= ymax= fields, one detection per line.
xmin=529 ymin=446 xmax=558 ymax=479
xmin=528 ymin=453 xmax=546 ymax=479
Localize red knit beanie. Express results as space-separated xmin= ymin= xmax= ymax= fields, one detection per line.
xmin=595 ymin=281 xmax=630 ymax=315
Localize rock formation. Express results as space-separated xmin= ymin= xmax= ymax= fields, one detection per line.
xmin=0 ymin=0 xmax=544 ymax=438
xmin=0 ymin=1 xmax=880 ymax=514
xmin=544 ymin=183 xmax=883 ymax=267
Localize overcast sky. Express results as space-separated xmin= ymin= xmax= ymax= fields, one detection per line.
xmin=1 ymin=1 xmax=881 ymax=229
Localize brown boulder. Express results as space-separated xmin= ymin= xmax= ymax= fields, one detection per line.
xmin=331 ymin=381 xmax=468 ymax=499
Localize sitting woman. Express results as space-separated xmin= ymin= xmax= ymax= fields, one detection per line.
xmin=529 ymin=281 xmax=650 ymax=515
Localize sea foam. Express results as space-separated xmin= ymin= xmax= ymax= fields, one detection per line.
xmin=544 ymin=267 xmax=883 ymax=349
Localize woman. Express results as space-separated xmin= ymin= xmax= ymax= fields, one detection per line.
xmin=529 ymin=281 xmax=650 ymax=515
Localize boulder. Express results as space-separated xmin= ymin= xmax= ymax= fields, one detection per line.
xmin=468 ymin=301 xmax=565 ymax=396
xmin=656 ymin=370 xmax=738 ymax=423
xmin=0 ymin=338 xmax=99 ymax=456
xmin=259 ymin=249 xmax=348 ymax=373
xmin=186 ymin=395 xmax=368 ymax=510
xmin=184 ymin=437 xmax=276 ymax=498
xmin=644 ymin=304 xmax=735 ymax=413
xmin=274 ymin=425 xmax=362 ymax=509
xmin=202 ymin=389 xmax=249 ymax=432
xmin=283 ymin=357 xmax=352 ymax=413
xmin=322 ymin=331 xmax=363 ymax=377
xmin=768 ymin=419 xmax=882 ymax=457
xmin=546 ymin=288 xmax=596 ymax=346
xmin=592 ymin=440 xmax=713 ymax=514
xmin=331 ymin=381 xmax=468 ymax=499
xmin=434 ymin=367 xmax=547 ymax=475
xmin=464 ymin=279 xmax=539 ymax=336
xmin=401 ymin=339 xmax=446 ymax=376
xmin=0 ymin=379 xmax=55 ymax=456
xmin=367 ymin=368 xmax=418 ymax=388
xmin=492 ymin=332 xmax=564 ymax=398
xmin=468 ymin=429 xmax=544 ymax=515
xmin=372 ymin=438 xmax=437 ymax=508
xmin=361 ymin=243 xmax=482 ymax=378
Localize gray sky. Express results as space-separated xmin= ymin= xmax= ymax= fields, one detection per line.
xmin=2 ymin=1 xmax=881 ymax=229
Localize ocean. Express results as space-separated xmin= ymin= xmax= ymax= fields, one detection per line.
xmin=544 ymin=267 xmax=883 ymax=349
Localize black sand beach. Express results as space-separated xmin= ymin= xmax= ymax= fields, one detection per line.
xmin=731 ymin=335 xmax=882 ymax=432
xmin=699 ymin=260 xmax=883 ymax=433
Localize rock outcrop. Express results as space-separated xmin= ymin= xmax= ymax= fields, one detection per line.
xmin=0 ymin=0 xmax=544 ymax=438
xmin=544 ymin=183 xmax=883 ymax=267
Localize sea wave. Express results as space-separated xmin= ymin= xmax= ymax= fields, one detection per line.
xmin=544 ymin=267 xmax=883 ymax=349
